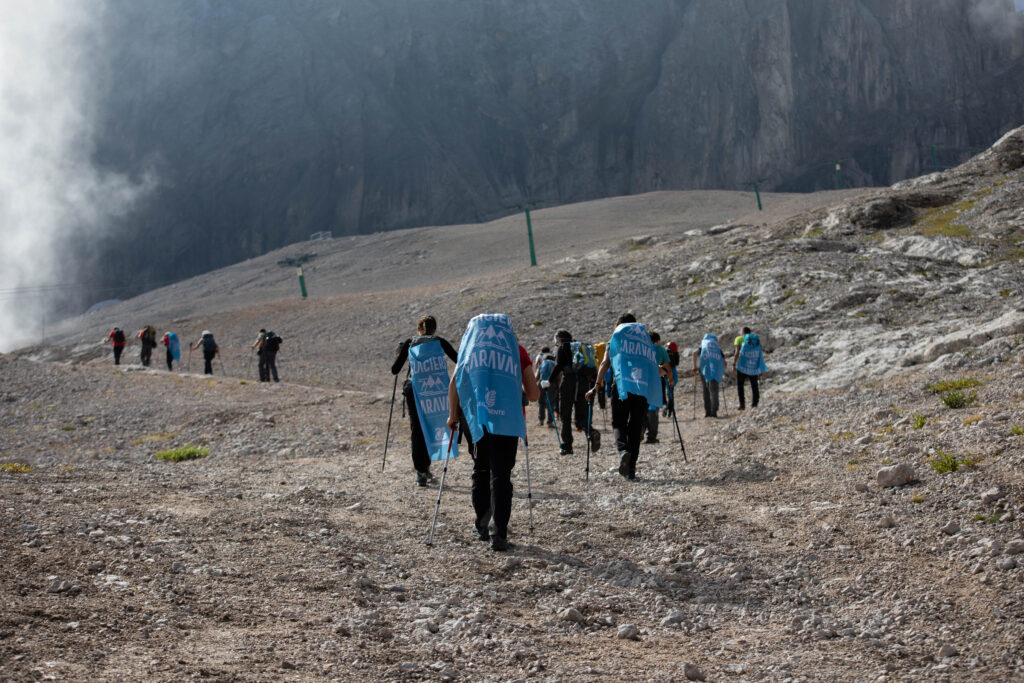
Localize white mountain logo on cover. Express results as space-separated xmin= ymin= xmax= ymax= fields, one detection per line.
xmin=434 ymin=427 xmax=447 ymax=442
xmin=486 ymin=390 xmax=498 ymax=408
xmin=630 ymin=367 xmax=644 ymax=381
xmin=624 ymin=325 xmax=649 ymax=340
xmin=417 ymin=374 xmax=447 ymax=396
xmin=477 ymin=324 xmax=512 ymax=351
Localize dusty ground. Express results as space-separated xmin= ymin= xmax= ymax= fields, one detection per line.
xmin=3 ymin=167 xmax=1024 ymax=680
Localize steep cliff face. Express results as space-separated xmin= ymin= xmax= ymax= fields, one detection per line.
xmin=88 ymin=0 xmax=1024 ymax=296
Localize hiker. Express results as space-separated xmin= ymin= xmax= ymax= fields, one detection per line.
xmin=251 ymin=329 xmax=267 ymax=380
xmin=191 ymin=330 xmax=219 ymax=375
xmin=594 ymin=342 xmax=608 ymax=410
xmin=447 ymin=313 xmax=539 ymax=552
xmin=548 ymin=330 xmax=597 ymax=455
xmin=586 ymin=313 xmax=664 ymax=480
xmin=137 ymin=325 xmax=157 ymax=367
xmin=693 ymin=333 xmax=725 ymax=418
xmin=534 ymin=346 xmax=558 ymax=428
xmin=106 ymin=327 xmax=127 ymax=365
xmin=644 ymin=331 xmax=673 ymax=443
xmin=160 ymin=331 xmax=181 ymax=371
xmin=732 ymin=327 xmax=767 ymax=410
xmin=262 ymin=330 xmax=282 ymax=382
xmin=664 ymin=341 xmax=680 ymax=416
xmin=392 ymin=316 xmax=458 ymax=487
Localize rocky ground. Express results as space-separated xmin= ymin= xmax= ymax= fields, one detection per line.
xmin=2 ymin=130 xmax=1024 ymax=681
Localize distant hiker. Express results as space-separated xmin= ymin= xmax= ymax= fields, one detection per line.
xmin=106 ymin=327 xmax=126 ymax=365
xmin=693 ymin=333 xmax=725 ymax=418
xmin=586 ymin=313 xmax=664 ymax=480
xmin=534 ymin=346 xmax=558 ymax=428
xmin=191 ymin=330 xmax=219 ymax=375
xmin=447 ymin=313 xmax=539 ymax=552
xmin=732 ymin=327 xmax=767 ymax=410
xmin=160 ymin=331 xmax=181 ymax=371
xmin=644 ymin=331 xmax=673 ymax=443
xmin=137 ymin=325 xmax=157 ymax=367
xmin=262 ymin=330 xmax=282 ymax=382
xmin=251 ymin=329 xmax=267 ymax=380
xmin=548 ymin=330 xmax=597 ymax=455
xmin=664 ymin=341 xmax=680 ymax=416
xmin=392 ymin=316 xmax=458 ymax=487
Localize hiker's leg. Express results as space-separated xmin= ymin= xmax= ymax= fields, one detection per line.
xmin=610 ymin=386 xmax=628 ymax=455
xmin=645 ymin=407 xmax=659 ymax=442
xmin=573 ymin=376 xmax=590 ymax=431
xmin=166 ymin=349 xmax=173 ymax=371
xmin=558 ymin=374 xmax=576 ymax=450
xmin=407 ymin=393 xmax=431 ymax=475
xmin=751 ymin=374 xmax=760 ymax=407
xmin=470 ymin=439 xmax=492 ymax=533
xmin=702 ymin=378 xmax=712 ymax=416
xmin=709 ymin=379 xmax=719 ymax=416
xmin=113 ymin=346 xmax=122 ymax=365
xmin=268 ymin=354 xmax=279 ymax=381
xmin=737 ymin=372 xmax=747 ymax=409
xmin=485 ymin=433 xmax=518 ymax=541
xmin=625 ymin=394 xmax=647 ymax=473
xmin=258 ymin=354 xmax=268 ymax=381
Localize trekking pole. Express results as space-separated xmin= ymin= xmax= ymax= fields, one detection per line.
xmin=523 ymin=430 xmax=535 ymax=534
xmin=721 ymin=377 xmax=728 ymax=416
xmin=692 ymin=373 xmax=697 ymax=419
xmin=545 ymin=392 xmax=563 ymax=451
xmin=584 ymin=395 xmax=593 ymax=481
xmin=380 ymin=374 xmax=399 ymax=473
xmin=672 ymin=409 xmax=688 ymax=462
xmin=426 ymin=427 xmax=458 ymax=547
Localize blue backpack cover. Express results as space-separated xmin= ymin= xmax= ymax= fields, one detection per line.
xmin=454 ymin=314 xmax=526 ymax=443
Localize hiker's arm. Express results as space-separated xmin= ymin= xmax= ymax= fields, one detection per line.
xmin=522 ymin=363 xmax=540 ymax=402
xmin=440 ymin=338 xmax=458 ymax=363
xmin=446 ymin=375 xmax=460 ymax=430
xmin=390 ymin=339 xmax=411 ymax=375
xmin=549 ymin=344 xmax=571 ymax=384
xmin=586 ymin=349 xmax=612 ymax=401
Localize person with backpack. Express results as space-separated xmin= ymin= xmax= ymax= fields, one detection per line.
xmin=692 ymin=333 xmax=725 ymax=418
xmin=392 ymin=316 xmax=458 ymax=487
xmin=137 ymin=325 xmax=157 ymax=367
xmin=160 ymin=331 xmax=181 ymax=371
xmin=106 ymin=327 xmax=127 ymax=365
xmin=251 ymin=329 xmax=268 ymax=380
xmin=446 ymin=313 xmax=539 ymax=551
xmin=644 ymin=331 xmax=673 ymax=444
xmin=191 ymin=330 xmax=219 ymax=375
xmin=548 ymin=330 xmax=597 ymax=455
xmin=664 ymin=341 xmax=680 ymax=417
xmin=585 ymin=313 xmax=664 ymax=480
xmin=262 ymin=330 xmax=282 ymax=381
xmin=733 ymin=327 xmax=767 ymax=410
xmin=534 ymin=346 xmax=558 ymax=428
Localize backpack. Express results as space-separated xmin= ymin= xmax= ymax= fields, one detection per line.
xmin=202 ymin=333 xmax=217 ymax=354
xmin=538 ymin=357 xmax=555 ymax=382
xmin=264 ymin=332 xmax=282 ymax=354
xmin=570 ymin=341 xmax=596 ymax=373
xmin=667 ymin=349 xmax=680 ymax=367
xmin=112 ymin=329 xmax=125 ymax=344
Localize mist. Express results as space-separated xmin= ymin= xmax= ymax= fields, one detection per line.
xmin=0 ymin=1 xmax=149 ymax=352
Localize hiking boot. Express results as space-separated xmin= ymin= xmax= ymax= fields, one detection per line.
xmin=490 ymin=536 xmax=510 ymax=552
xmin=645 ymin=437 xmax=659 ymax=444
xmin=628 ymin=471 xmax=637 ymax=481
xmin=425 ymin=470 xmax=436 ymax=482
xmin=416 ymin=471 xmax=428 ymax=487
xmin=559 ymin=448 xmax=573 ymax=456
xmin=471 ymin=524 xmax=489 ymax=542
xmin=618 ymin=453 xmax=630 ymax=478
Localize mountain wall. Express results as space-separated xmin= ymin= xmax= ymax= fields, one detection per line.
xmin=87 ymin=0 xmax=1024 ymax=298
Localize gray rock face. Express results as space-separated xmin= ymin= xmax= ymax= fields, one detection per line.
xmin=876 ymin=464 xmax=915 ymax=488
xmin=86 ymin=0 xmax=1024 ymax=299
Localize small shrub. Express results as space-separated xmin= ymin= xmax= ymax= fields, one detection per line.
xmin=1011 ymin=426 xmax=1023 ymax=436
xmin=962 ymin=414 xmax=985 ymax=426
xmin=912 ymin=415 xmax=928 ymax=430
xmin=911 ymin=495 xmax=926 ymax=504
xmin=155 ymin=446 xmax=209 ymax=462
xmin=61 ymin=425 xmax=76 ymax=431
xmin=927 ymin=378 xmax=982 ymax=393
xmin=831 ymin=431 xmax=855 ymax=440
xmin=929 ymin=450 xmax=959 ymax=474
xmin=0 ymin=463 xmax=33 ymax=474
xmin=941 ymin=390 xmax=977 ymax=410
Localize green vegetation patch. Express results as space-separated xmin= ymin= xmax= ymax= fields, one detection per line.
xmin=155 ymin=445 xmax=210 ymax=462
xmin=927 ymin=378 xmax=982 ymax=393
xmin=941 ymin=390 xmax=977 ymax=410
xmin=927 ymin=449 xmax=980 ymax=474
xmin=911 ymin=414 xmax=929 ymax=430
xmin=915 ymin=200 xmax=976 ymax=238
xmin=0 ymin=462 xmax=33 ymax=474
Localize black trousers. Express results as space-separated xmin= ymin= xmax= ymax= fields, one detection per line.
xmin=558 ymin=371 xmax=593 ymax=450
xmin=263 ymin=352 xmax=278 ymax=381
xmin=702 ymin=378 xmax=720 ymax=416
xmin=203 ymin=351 xmax=215 ymax=375
xmin=611 ymin=388 xmax=647 ymax=473
xmin=405 ymin=390 xmax=431 ymax=474
xmin=113 ymin=346 xmax=123 ymax=365
xmin=737 ymin=372 xmax=759 ymax=409
xmin=257 ymin=351 xmax=267 ymax=381
xmin=471 ymin=431 xmax=518 ymax=541
xmin=140 ymin=343 xmax=153 ymax=367
xmin=166 ymin=349 xmax=174 ymax=371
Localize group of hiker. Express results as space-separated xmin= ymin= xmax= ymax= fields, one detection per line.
xmin=104 ymin=327 xmax=283 ymax=381
xmin=389 ymin=313 xmax=768 ymax=552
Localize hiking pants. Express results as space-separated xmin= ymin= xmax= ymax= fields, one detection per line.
xmin=611 ymin=389 xmax=647 ymax=474
xmin=646 ymin=408 xmax=659 ymax=441
xmin=597 ymin=383 xmax=606 ymax=410
xmin=737 ymin=371 xmax=759 ymax=409
xmin=113 ymin=346 xmax=123 ymax=365
xmin=471 ymin=431 xmax=518 ymax=542
xmin=264 ymin=352 xmax=279 ymax=382
xmin=538 ymin=385 xmax=557 ymax=425
xmin=405 ymin=389 xmax=431 ymax=475
xmin=257 ymin=351 xmax=268 ymax=381
xmin=203 ymin=351 xmax=215 ymax=375
xmin=558 ymin=373 xmax=579 ymax=450
xmin=140 ymin=343 xmax=153 ymax=367
xmin=702 ymin=378 xmax=720 ymax=417
xmin=166 ymin=349 xmax=174 ymax=371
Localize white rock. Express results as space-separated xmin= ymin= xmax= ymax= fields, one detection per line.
xmin=940 ymin=521 xmax=960 ymax=536
xmin=876 ymin=464 xmax=914 ymax=488
xmin=981 ymin=487 xmax=1003 ymax=505
xmin=559 ymin=608 xmax=584 ymax=624
xmin=937 ymin=644 xmax=958 ymax=659
xmin=684 ymin=662 xmax=707 ymax=681
xmin=1004 ymin=539 xmax=1024 ymax=555
xmin=661 ymin=610 xmax=687 ymax=626
xmin=996 ymin=557 xmax=1017 ymax=571
xmin=616 ymin=624 xmax=639 ymax=640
